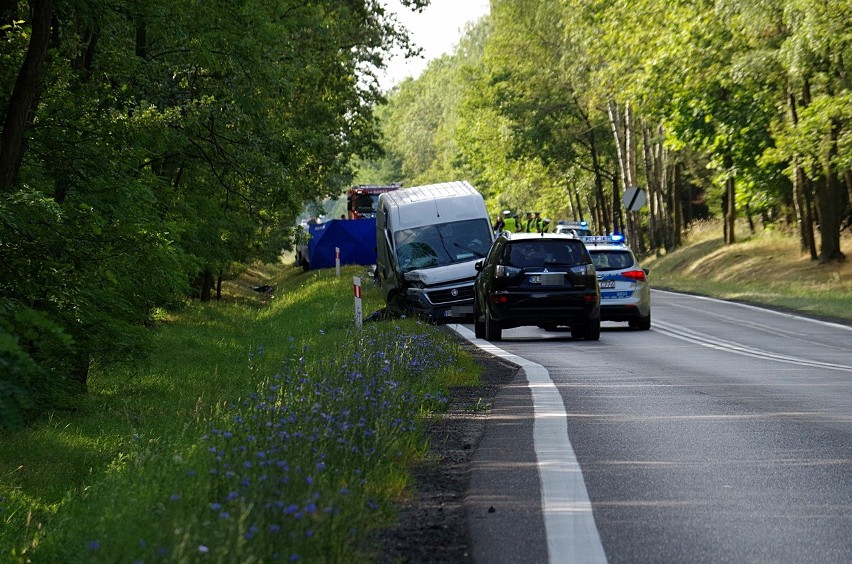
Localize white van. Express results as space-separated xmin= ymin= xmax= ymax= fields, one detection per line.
xmin=375 ymin=181 xmax=494 ymax=321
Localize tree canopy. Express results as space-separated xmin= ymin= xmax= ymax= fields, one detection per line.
xmin=367 ymin=0 xmax=849 ymax=259
xmin=0 ymin=0 xmax=428 ymax=428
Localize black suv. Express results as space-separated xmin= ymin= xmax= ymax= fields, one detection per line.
xmin=473 ymin=233 xmax=601 ymax=341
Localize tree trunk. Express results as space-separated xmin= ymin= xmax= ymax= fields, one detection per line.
xmin=787 ymin=87 xmax=818 ymax=258
xmin=0 ymin=0 xmax=53 ymax=191
xmin=672 ymin=161 xmax=683 ymax=247
xmin=725 ymin=176 xmax=736 ymax=245
xmin=813 ymin=120 xmax=846 ymax=262
xmin=642 ymin=125 xmax=657 ymax=251
xmin=199 ymin=269 xmax=215 ymax=302
xmin=612 ymin=174 xmax=623 ymax=235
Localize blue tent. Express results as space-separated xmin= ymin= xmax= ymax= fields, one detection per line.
xmin=307 ymin=218 xmax=377 ymax=269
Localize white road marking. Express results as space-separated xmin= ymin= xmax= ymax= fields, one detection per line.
xmin=652 ymin=319 xmax=852 ymax=373
xmin=450 ymin=324 xmax=608 ymax=564
xmin=652 ymin=289 xmax=852 ymax=332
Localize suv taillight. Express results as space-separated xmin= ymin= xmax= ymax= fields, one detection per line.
xmin=621 ymin=269 xmax=646 ymax=282
xmin=495 ymin=265 xmax=523 ymax=278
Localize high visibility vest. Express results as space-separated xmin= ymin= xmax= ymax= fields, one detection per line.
xmin=525 ymin=217 xmax=537 ymax=232
xmin=504 ymin=217 xmax=518 ymax=233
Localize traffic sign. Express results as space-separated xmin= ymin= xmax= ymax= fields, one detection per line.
xmin=622 ymin=187 xmax=647 ymax=211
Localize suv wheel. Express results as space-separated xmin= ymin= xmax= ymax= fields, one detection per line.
xmin=484 ymin=304 xmax=502 ymax=341
xmin=473 ymin=298 xmax=485 ymax=339
xmin=583 ymin=317 xmax=601 ymax=341
xmin=572 ymin=317 xmax=600 ymax=341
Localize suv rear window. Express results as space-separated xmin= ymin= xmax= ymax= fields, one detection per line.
xmin=503 ymin=240 xmax=589 ymax=268
xmin=590 ymin=250 xmax=634 ymax=271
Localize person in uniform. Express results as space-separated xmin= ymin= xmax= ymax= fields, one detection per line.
xmin=533 ymin=212 xmax=543 ymax=233
xmin=524 ymin=211 xmax=535 ymax=232
xmin=502 ymin=211 xmax=518 ymax=234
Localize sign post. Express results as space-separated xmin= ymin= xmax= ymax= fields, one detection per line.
xmin=335 ymin=247 xmax=341 ymax=277
xmin=353 ymin=276 xmax=362 ymax=329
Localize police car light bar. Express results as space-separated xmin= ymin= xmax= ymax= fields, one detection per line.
xmin=581 ymin=234 xmax=625 ymax=245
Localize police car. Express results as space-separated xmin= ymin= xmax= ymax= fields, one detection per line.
xmin=581 ymin=235 xmax=651 ymax=330
xmin=554 ymin=220 xmax=592 ymax=237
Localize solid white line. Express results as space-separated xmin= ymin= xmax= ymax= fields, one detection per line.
xmin=450 ymin=324 xmax=607 ymax=564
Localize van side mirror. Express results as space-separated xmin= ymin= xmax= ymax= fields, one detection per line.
xmin=475 ymin=260 xmax=484 ymax=272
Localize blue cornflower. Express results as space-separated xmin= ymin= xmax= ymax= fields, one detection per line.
xmin=211 ymin=502 xmax=222 ymax=511
xmin=220 ymin=511 xmax=230 ymax=519
xmin=226 ymin=491 xmax=239 ymax=501
xmin=198 ymin=545 xmax=209 ymax=554
xmin=88 ymin=540 xmax=100 ymax=552
xmin=269 ymin=524 xmax=281 ymax=533
xmin=169 ymin=493 xmax=181 ymax=502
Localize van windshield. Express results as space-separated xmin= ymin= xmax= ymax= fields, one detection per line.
xmin=394 ymin=219 xmax=492 ymax=272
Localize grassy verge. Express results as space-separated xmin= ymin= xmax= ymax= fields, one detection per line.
xmin=642 ymin=220 xmax=852 ymax=322
xmin=0 ymin=263 xmax=481 ymax=562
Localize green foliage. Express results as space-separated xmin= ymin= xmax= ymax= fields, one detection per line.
xmin=0 ymin=0 xmax=426 ymax=420
xmin=0 ymin=264 xmax=477 ymax=561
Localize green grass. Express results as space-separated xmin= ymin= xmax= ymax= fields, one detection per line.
xmin=642 ymin=220 xmax=852 ymax=321
xmin=0 ymin=263 xmax=481 ymax=562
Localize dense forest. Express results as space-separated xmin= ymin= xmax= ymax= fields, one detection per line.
xmin=2 ymin=0 xmax=850 ymax=429
xmin=366 ymin=0 xmax=851 ymax=260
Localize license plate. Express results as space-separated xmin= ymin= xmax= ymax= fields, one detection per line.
xmin=529 ymin=274 xmax=564 ymax=285
xmin=599 ymin=280 xmax=615 ymax=289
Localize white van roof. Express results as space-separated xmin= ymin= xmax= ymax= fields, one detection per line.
xmin=380 ymin=181 xmax=487 ymax=230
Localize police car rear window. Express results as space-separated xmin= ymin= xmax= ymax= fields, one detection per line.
xmin=505 ymin=240 xmax=588 ymax=268
xmin=589 ymin=250 xmax=634 ymax=271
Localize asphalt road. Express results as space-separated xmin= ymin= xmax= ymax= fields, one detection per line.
xmin=451 ymin=289 xmax=852 ymax=563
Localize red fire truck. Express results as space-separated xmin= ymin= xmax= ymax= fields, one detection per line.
xmin=346 ymin=183 xmax=402 ymax=219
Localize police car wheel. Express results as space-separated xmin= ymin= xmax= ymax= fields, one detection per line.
xmin=629 ymin=314 xmax=651 ymax=331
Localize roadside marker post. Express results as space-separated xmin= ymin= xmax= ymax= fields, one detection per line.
xmin=353 ymin=276 xmax=363 ymax=329
xmin=335 ymin=247 xmax=341 ymax=277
